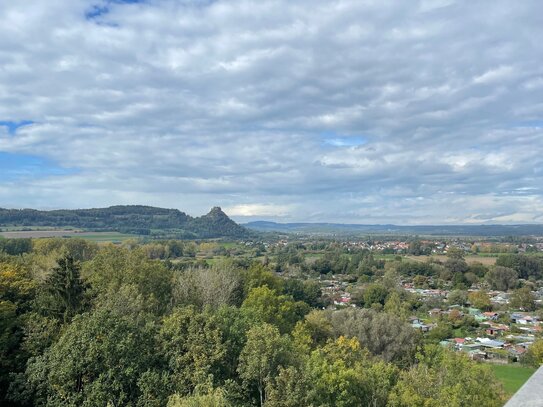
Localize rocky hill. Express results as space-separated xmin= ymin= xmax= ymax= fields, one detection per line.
xmin=0 ymin=205 xmax=250 ymax=239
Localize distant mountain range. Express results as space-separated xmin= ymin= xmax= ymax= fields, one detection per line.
xmin=3 ymin=206 xmax=541 ymax=239
xmin=0 ymin=205 xmax=249 ymax=239
xmin=244 ymin=221 xmax=543 ymax=237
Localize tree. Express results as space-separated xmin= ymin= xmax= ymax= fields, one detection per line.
xmin=510 ymin=287 xmax=536 ymax=311
xmin=0 ymin=262 xmax=36 ymax=314
xmin=0 ymin=238 xmax=32 ymax=256
xmin=523 ymin=339 xmax=543 ymax=367
xmin=238 ymin=323 xmax=292 ymax=407
xmin=468 ymin=290 xmax=491 ymax=311
xmin=84 ymin=246 xmax=173 ymax=314
xmin=32 ymin=238 xmax=98 ymax=262
xmin=408 ymin=240 xmax=431 ymax=256
xmin=42 ymin=256 xmax=87 ymax=323
xmin=328 ymin=308 xmax=419 ymax=366
xmin=0 ymin=300 xmax=21 ymax=405
xmin=362 ymin=284 xmax=389 ymax=307
xmin=241 ymin=286 xmax=309 ymax=334
xmin=173 ymin=262 xmax=242 ymax=309
xmin=427 ymin=322 xmax=453 ymax=342
xmin=242 ymin=263 xmax=283 ymax=295
xmin=168 ymin=388 xmax=230 ymax=407
xmin=447 ymin=289 xmax=467 ymax=306
xmin=485 ymin=266 xmax=517 ymax=291
xmin=384 ymin=291 xmax=409 ymax=320
xmin=388 ymin=346 xmax=505 ymax=407
xmin=468 ymin=262 xmax=488 ymax=278
xmin=283 ymin=279 xmax=322 ymax=308
xmin=271 ymin=332 xmax=400 ymax=406
xmin=311 ymin=258 xmax=333 ymax=274
xmin=159 ymin=306 xmax=226 ymax=395
xmin=0 ymin=263 xmax=37 ymax=404
xmin=446 ymin=247 xmax=465 ymax=260
xmin=264 ymin=366 xmax=311 ymax=407
xmin=20 ymin=308 xmax=157 ymax=406
xmin=444 ymin=257 xmax=469 ymax=275
xmin=496 ymin=254 xmax=543 ymax=280
xmin=302 ymin=337 xmax=398 ymax=407
xmin=292 ymin=310 xmax=334 ymax=352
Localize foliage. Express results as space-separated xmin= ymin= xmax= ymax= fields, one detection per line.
xmin=168 ymin=388 xmax=231 ymax=407
xmin=0 ymin=237 xmax=522 ymax=407
xmin=0 ymin=239 xmax=32 ymax=256
xmin=362 ymin=283 xmax=389 ymax=307
xmin=83 ymin=246 xmax=173 ymax=314
xmin=485 ymin=266 xmax=518 ymax=291
xmin=159 ymin=306 xmax=226 ymax=396
xmin=241 ymin=286 xmax=310 ymax=334
xmin=18 ymin=308 xmax=157 ymax=406
xmin=496 ymin=254 xmax=543 ymax=280
xmin=40 ymin=257 xmax=88 ymax=323
xmin=327 ymin=308 xmax=419 ymax=366
xmin=468 ymin=290 xmax=491 ymax=311
xmin=447 ymin=289 xmax=467 ymax=306
xmin=510 ymin=286 xmax=536 ymax=311
xmin=388 ymin=346 xmax=505 ymax=407
xmin=522 ymin=339 xmax=543 ymax=367
xmin=173 ymin=262 xmax=243 ymax=309
xmin=238 ymin=323 xmax=292 ymax=406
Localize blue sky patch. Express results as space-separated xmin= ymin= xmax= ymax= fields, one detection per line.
xmin=0 ymin=152 xmax=76 ymax=181
xmin=86 ymin=0 xmax=145 ymax=20
xmin=0 ymin=120 xmax=34 ymax=135
xmin=321 ymin=132 xmax=367 ymax=147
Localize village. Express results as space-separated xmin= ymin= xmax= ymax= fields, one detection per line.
xmin=319 ymin=273 xmax=542 ymax=367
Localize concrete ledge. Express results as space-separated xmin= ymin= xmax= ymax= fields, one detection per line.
xmin=504 ymin=365 xmax=543 ymax=407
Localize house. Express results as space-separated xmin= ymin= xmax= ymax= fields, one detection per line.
xmin=452 ymin=338 xmax=466 ymax=349
xmin=483 ymin=312 xmax=499 ymax=321
xmin=518 ymin=316 xmax=535 ymax=325
xmin=468 ymin=350 xmax=487 ymax=361
xmin=468 ymin=307 xmax=481 ymax=316
xmin=511 ymin=313 xmax=539 ymax=324
xmin=412 ymin=322 xmax=432 ymax=333
xmin=477 ymin=338 xmax=505 ymax=349
xmin=486 ymin=325 xmax=507 ymax=336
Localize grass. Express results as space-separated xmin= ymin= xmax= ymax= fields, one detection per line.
xmin=75 ymin=232 xmax=138 ymax=243
xmin=490 ymin=364 xmax=536 ymax=396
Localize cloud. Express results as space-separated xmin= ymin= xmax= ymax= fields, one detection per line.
xmin=224 ymin=204 xmax=295 ymax=218
xmin=0 ymin=0 xmax=542 ymax=223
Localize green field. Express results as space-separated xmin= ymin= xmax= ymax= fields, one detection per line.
xmin=490 ymin=364 xmax=536 ymax=396
xmin=0 ymin=227 xmax=138 ymax=242
xmin=74 ymin=232 xmax=138 ymax=243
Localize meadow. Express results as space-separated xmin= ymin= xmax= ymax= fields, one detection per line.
xmin=0 ymin=229 xmax=136 ymax=242
xmin=490 ymin=364 xmax=536 ymax=396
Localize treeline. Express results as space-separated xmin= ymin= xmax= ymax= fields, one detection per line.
xmin=0 ymin=205 xmax=249 ymax=238
xmin=0 ymin=239 xmax=508 ymax=406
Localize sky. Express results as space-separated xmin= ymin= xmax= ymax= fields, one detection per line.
xmin=0 ymin=0 xmax=542 ymax=224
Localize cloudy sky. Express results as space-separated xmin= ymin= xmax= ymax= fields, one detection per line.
xmin=1 ymin=0 xmax=542 ymax=224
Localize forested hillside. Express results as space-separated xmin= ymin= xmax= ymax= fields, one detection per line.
xmin=0 ymin=205 xmax=249 ymax=239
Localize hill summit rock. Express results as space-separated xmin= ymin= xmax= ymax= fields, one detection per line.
xmin=187 ymin=206 xmax=247 ymax=238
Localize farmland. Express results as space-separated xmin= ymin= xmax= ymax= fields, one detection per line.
xmin=0 ymin=229 xmax=136 ymax=242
